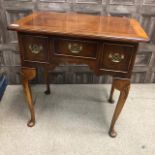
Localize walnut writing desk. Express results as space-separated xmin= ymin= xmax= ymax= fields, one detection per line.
xmin=8 ymin=12 xmax=149 ymax=137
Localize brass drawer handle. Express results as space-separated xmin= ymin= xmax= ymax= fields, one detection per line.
xmin=68 ymin=43 xmax=83 ymax=54
xmin=108 ymin=53 xmax=124 ymax=63
xmin=29 ymin=44 xmax=43 ymax=54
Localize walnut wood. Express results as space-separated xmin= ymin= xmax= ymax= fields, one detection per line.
xmin=8 ymin=12 xmax=149 ymax=137
xmin=109 ymin=78 xmax=130 ymax=137
xmin=8 ymin=12 xmax=149 ymax=42
xmin=21 ymin=67 xmax=36 ymax=127
xmin=19 ymin=34 xmax=50 ymax=63
xmin=99 ymin=42 xmax=136 ymax=75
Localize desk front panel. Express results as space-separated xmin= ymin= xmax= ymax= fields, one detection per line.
xmin=18 ymin=32 xmax=138 ymax=78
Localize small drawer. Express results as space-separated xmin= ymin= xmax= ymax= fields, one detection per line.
xmin=20 ymin=34 xmax=49 ymax=63
xmin=53 ymin=37 xmax=98 ymax=59
xmin=99 ymin=43 xmax=135 ymax=73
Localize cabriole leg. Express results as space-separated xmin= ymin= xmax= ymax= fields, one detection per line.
xmin=21 ymin=67 xmax=36 ymax=127
xmin=109 ymin=78 xmax=130 ymax=138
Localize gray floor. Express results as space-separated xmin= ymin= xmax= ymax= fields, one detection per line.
xmin=0 ymin=84 xmax=155 ymax=155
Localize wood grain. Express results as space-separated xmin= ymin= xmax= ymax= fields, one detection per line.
xmin=108 ymin=78 xmax=130 ymax=137
xmin=21 ymin=67 xmax=36 ymax=127
xmin=8 ymin=12 xmax=149 ymax=42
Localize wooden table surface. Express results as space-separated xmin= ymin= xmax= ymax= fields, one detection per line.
xmin=8 ymin=12 xmax=149 ymax=42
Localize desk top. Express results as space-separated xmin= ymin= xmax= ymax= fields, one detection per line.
xmin=8 ymin=12 xmax=149 ymax=42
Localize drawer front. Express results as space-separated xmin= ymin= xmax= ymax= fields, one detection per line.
xmin=53 ymin=37 xmax=98 ymax=59
xmin=99 ymin=43 xmax=135 ymax=73
xmin=20 ymin=34 xmax=49 ymax=63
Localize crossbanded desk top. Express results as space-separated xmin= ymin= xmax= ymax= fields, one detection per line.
xmin=8 ymin=12 xmax=148 ymax=42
